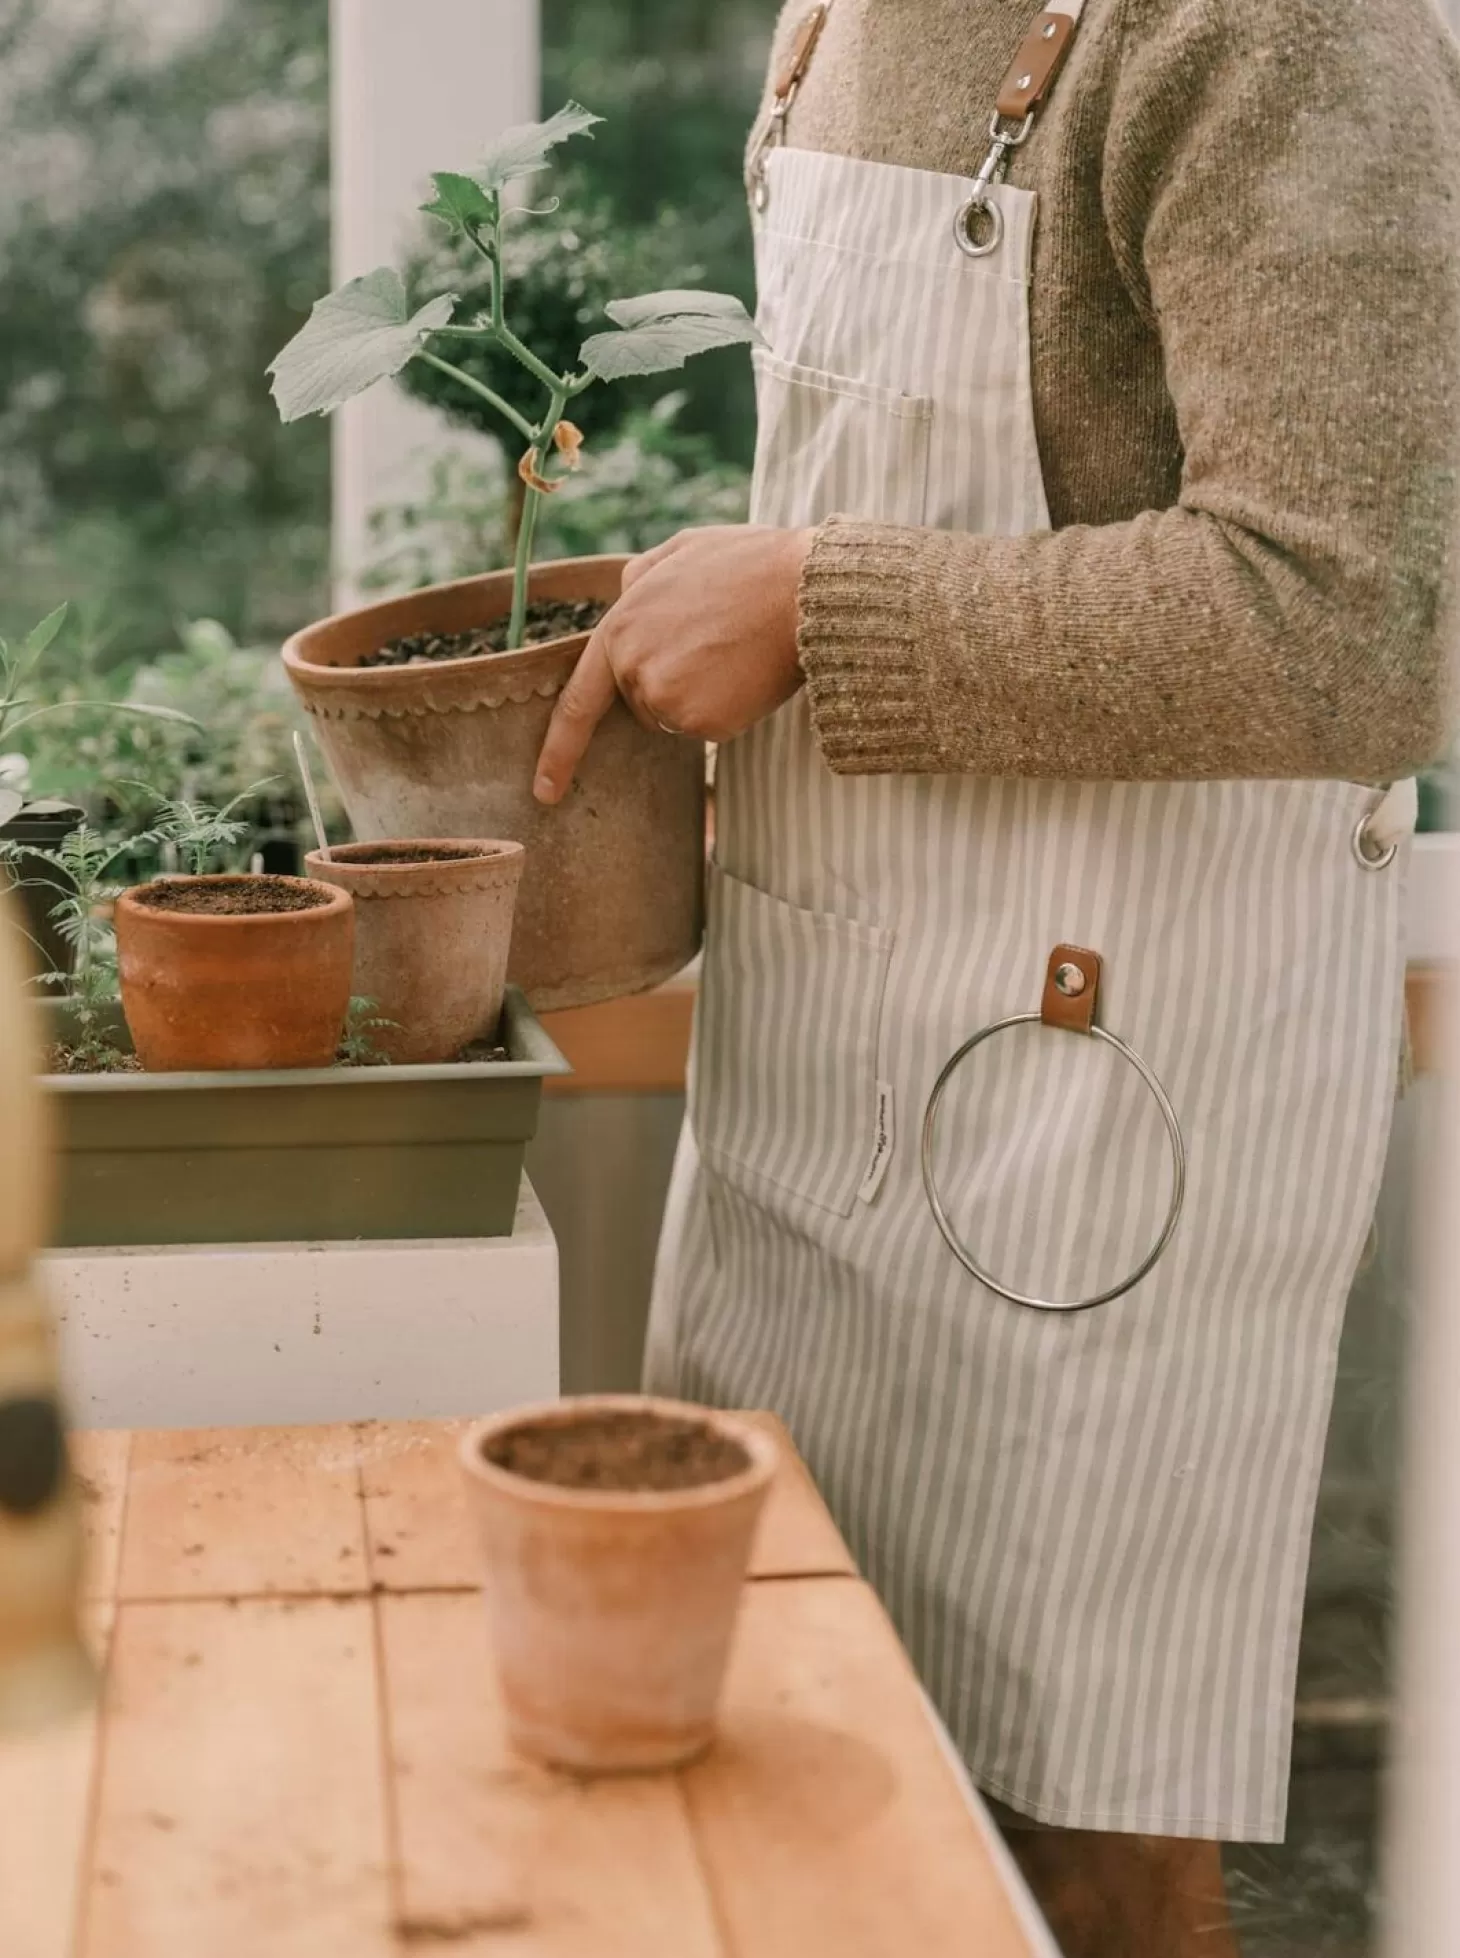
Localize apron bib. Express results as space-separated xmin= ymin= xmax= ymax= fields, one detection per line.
xmin=646 ymin=3 xmax=1410 ymax=1841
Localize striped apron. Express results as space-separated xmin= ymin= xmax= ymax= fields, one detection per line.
xmin=645 ymin=3 xmax=1412 ymax=1842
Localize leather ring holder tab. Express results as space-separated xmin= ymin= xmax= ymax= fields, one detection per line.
xmin=1040 ymin=944 xmax=1102 ymax=1034
xmin=995 ymin=11 xmax=1078 ymax=120
xmin=774 ymin=3 xmax=829 ymax=102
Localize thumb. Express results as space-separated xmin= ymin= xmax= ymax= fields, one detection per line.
xmin=533 ymin=631 xmax=618 ymax=805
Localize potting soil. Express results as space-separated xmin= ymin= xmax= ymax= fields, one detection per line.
xmin=132 ymin=876 xmax=334 ymax=916
xmin=361 ymin=597 xmax=609 ymax=668
xmin=483 ymin=1410 xmax=749 ymax=1493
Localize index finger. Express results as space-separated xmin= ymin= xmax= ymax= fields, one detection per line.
xmin=533 ymin=628 xmax=619 ymax=805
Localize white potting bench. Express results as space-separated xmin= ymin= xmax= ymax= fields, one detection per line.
xmin=42 ymin=1178 xmax=558 ymax=1431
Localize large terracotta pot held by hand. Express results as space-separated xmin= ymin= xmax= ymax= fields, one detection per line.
xmin=282 ymin=556 xmax=705 ymax=1015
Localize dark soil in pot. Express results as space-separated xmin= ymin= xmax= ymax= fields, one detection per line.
xmin=329 ymin=844 xmax=490 ymax=866
xmin=132 ymin=875 xmax=333 ymax=917
xmin=361 ymin=597 xmax=609 ymax=668
xmin=482 ymin=1409 xmax=751 ymax=1493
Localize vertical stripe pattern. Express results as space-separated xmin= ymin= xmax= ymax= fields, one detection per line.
xmin=643 ymin=144 xmax=1410 ymax=1842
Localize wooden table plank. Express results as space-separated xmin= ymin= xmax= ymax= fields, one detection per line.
xmin=359 ymin=1415 xmax=856 ymax=1593
xmin=357 ymin=1420 xmax=476 ymax=1593
xmin=740 ymin=1415 xmax=856 ymax=1580
xmin=82 ymin=1598 xmax=392 ymax=1958
xmin=0 ymin=1606 xmax=112 ymax=1958
xmin=72 ymin=1430 xmax=132 ymax=1602
xmin=683 ymin=1578 xmax=1037 ymax=1958
xmin=377 ymin=1589 xmax=724 ymax=1954
xmin=117 ymin=1427 xmax=367 ymax=1600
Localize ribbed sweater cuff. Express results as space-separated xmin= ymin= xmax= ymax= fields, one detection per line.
xmin=797 ymin=519 xmax=943 ymax=772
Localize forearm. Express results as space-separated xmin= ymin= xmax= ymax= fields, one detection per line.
xmin=798 ymin=498 xmax=1453 ymax=783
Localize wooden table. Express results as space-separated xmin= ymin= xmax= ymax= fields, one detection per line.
xmin=1 ymin=1418 xmax=1055 ymax=1958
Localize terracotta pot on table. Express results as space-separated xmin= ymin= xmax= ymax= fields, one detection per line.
xmin=459 ymin=1395 xmax=777 ymax=1774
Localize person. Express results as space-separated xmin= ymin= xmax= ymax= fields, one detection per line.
xmin=533 ymin=1 xmax=1460 ymax=1951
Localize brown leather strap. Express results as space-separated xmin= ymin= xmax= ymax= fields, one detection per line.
xmin=1040 ymin=945 xmax=1102 ymax=1034
xmin=995 ymin=10 xmax=1079 ymax=121
xmin=774 ymin=3 xmax=830 ymax=103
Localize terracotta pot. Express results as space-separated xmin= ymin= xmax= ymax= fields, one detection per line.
xmin=305 ymin=839 xmax=524 ymax=1064
xmin=459 ymin=1395 xmax=777 ymax=1773
xmin=281 ymin=555 xmax=705 ymax=1014
xmin=115 ymin=875 xmax=354 ymax=1072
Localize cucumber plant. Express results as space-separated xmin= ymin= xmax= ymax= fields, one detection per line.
xmin=267 ymin=104 xmax=759 ymax=649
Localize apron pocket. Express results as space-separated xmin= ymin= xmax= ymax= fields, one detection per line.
xmin=693 ymin=862 xmax=895 ymax=1219
xmin=750 ymin=350 xmax=934 ymax=528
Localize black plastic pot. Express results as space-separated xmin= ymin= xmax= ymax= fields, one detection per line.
xmin=0 ymin=800 xmax=84 ymax=980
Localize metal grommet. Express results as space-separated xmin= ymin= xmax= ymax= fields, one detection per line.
xmin=920 ymin=1013 xmax=1187 ymax=1313
xmin=1352 ymin=809 xmax=1398 ymax=871
xmin=1053 ymin=962 xmax=1086 ymax=998
xmin=953 ymin=193 xmax=1005 ymax=259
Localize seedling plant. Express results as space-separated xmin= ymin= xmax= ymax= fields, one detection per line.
xmin=268 ymin=104 xmax=759 ymax=649
xmin=0 ymin=787 xmax=278 ymax=1071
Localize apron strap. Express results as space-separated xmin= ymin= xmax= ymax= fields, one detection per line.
xmin=994 ymin=4 xmax=1087 ymax=122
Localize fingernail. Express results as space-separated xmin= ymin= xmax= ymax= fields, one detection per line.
xmin=533 ymin=772 xmax=557 ymax=804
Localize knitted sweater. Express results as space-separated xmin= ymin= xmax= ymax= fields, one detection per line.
xmin=764 ymin=0 xmax=1460 ymax=781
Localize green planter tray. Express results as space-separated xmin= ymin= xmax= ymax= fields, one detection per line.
xmin=41 ymin=988 xmax=570 ymax=1249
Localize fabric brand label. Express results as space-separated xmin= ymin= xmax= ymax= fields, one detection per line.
xmin=858 ymin=1081 xmax=895 ymax=1203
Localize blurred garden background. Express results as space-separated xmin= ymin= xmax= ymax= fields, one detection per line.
xmin=0 ymin=0 xmax=771 ymax=831
xmin=0 ymin=5 xmax=1450 ymax=1948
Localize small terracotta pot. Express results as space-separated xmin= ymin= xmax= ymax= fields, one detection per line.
xmin=115 ymin=875 xmax=354 ymax=1072
xmin=459 ymin=1395 xmax=777 ymax=1774
xmin=305 ymin=840 xmax=525 ymax=1064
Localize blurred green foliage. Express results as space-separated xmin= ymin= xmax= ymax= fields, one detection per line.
xmin=0 ymin=0 xmax=330 ymax=663
xmin=366 ymin=395 xmax=749 ymax=592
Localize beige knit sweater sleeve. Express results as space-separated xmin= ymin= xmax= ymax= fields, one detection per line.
xmin=797 ymin=0 xmax=1460 ymax=783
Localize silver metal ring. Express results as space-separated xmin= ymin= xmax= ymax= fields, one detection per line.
xmin=1352 ymin=809 xmax=1398 ymax=871
xmin=653 ymin=717 xmax=682 ymax=738
xmin=921 ymin=1012 xmax=1187 ymax=1312
xmin=953 ymin=194 xmax=1005 ymax=259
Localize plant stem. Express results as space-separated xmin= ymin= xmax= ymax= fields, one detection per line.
xmin=509 ymin=483 xmax=544 ymax=651
xmin=496 ymin=323 xmax=563 ymax=394
xmin=507 ymin=381 xmax=568 ymax=650
xmin=414 ymin=351 xmax=534 ymax=443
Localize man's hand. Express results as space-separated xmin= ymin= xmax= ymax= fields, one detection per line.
xmin=533 ymin=524 xmax=814 ymax=805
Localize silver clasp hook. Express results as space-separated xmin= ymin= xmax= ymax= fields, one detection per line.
xmin=953 ymin=109 xmax=1033 ymax=259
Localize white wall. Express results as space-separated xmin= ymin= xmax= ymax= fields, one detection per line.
xmin=328 ymin=0 xmax=539 ymax=603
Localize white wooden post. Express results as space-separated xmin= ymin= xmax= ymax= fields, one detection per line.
xmin=329 ymin=0 xmax=539 ymax=603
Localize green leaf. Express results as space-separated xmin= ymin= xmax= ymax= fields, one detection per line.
xmin=267 ymin=269 xmax=459 ymax=422
xmin=473 ymin=101 xmax=601 ymax=195
xmin=579 ymin=292 xmax=761 ymax=384
xmin=603 ymin=290 xmax=753 ymax=331
xmin=21 ymin=603 xmax=68 ymax=659
xmin=420 ymin=171 xmax=496 ymax=238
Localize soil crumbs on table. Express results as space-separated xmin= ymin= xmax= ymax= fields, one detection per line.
xmin=484 ymin=1410 xmax=749 ymax=1492
xmin=132 ymin=876 xmax=333 ymax=915
xmin=361 ymin=597 xmax=609 ymax=668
